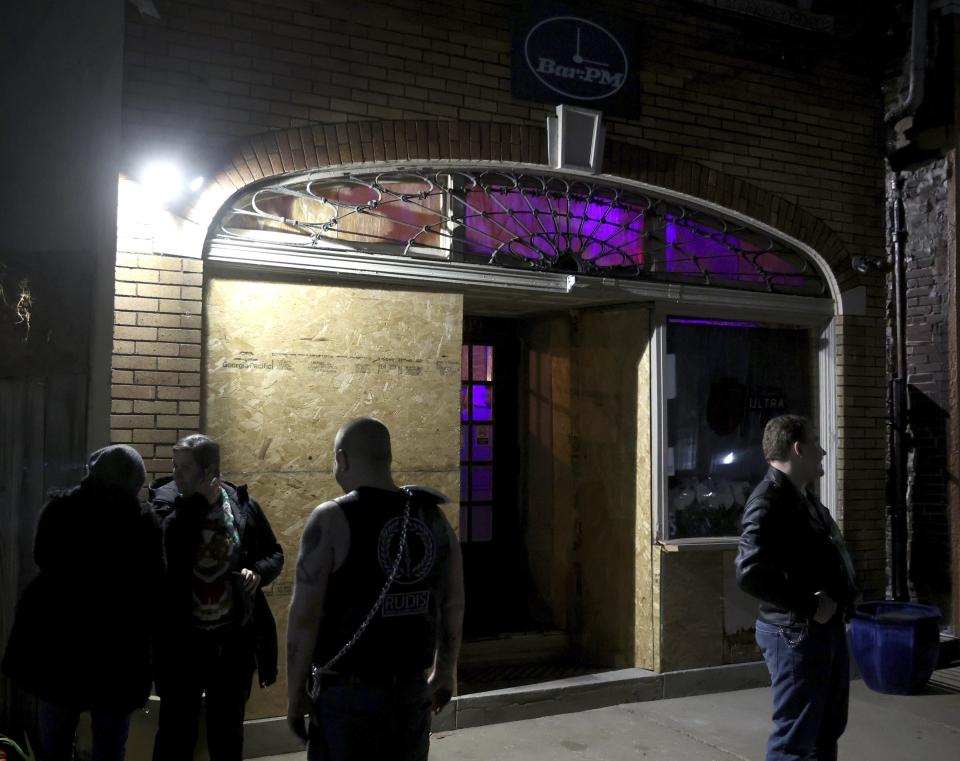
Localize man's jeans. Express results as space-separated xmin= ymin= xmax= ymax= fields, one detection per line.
xmin=307 ymin=674 xmax=432 ymax=761
xmin=755 ymin=618 xmax=849 ymax=761
xmin=39 ymin=701 xmax=130 ymax=761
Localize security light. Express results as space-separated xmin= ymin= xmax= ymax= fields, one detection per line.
xmin=141 ymin=161 xmax=184 ymax=203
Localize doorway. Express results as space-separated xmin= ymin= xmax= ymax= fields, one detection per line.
xmin=459 ymin=316 xmax=527 ymax=638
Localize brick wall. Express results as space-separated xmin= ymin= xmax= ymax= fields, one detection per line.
xmin=112 ymin=251 xmax=203 ymax=478
xmin=122 ymin=0 xmax=885 ymax=265
xmin=835 ymin=315 xmax=888 ymax=597
xmin=898 ymin=158 xmax=954 ymax=617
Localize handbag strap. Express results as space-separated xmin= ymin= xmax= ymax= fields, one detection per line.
xmin=314 ymin=487 xmax=413 ymax=675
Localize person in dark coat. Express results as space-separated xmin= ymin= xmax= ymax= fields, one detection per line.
xmin=1 ymin=444 xmax=162 ymax=761
xmin=736 ymin=415 xmax=858 ymax=761
xmin=150 ymin=433 xmax=283 ymax=761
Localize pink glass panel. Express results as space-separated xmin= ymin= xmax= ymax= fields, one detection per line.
xmin=471 ymin=345 xmax=493 ymax=381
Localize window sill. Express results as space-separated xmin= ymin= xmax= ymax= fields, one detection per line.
xmin=657 ymin=538 xmax=740 ymax=552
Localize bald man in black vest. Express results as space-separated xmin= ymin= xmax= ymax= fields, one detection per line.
xmin=286 ymin=417 xmax=464 ymax=761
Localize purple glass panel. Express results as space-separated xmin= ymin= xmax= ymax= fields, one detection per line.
xmin=471 ymin=385 xmax=493 ymax=422
xmin=459 ymin=504 xmax=469 ymax=542
xmin=471 ymin=424 xmax=494 ymax=462
xmin=470 ymin=505 xmax=493 ymax=542
xmin=471 ymin=345 xmax=493 ymax=382
xmin=461 ymin=190 xmax=645 ymax=268
xmin=460 ymin=465 xmax=468 ymax=502
xmin=461 ymin=345 xmax=469 ymax=381
xmin=471 ymin=466 xmax=493 ymax=501
xmin=460 ymin=385 xmax=469 ymax=422
xmin=461 ymin=425 xmax=470 ymax=461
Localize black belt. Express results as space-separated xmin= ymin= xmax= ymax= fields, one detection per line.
xmin=318 ymin=669 xmax=425 ymax=689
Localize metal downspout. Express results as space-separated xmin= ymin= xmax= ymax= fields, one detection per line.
xmin=888 ymin=172 xmax=911 ymax=602
xmin=885 ymin=0 xmax=929 ymax=125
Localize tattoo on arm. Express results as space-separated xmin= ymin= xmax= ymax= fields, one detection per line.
xmin=295 ymin=517 xmax=325 ymax=585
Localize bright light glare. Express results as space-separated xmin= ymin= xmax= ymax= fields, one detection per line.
xmin=141 ymin=161 xmax=184 ymax=202
xmin=188 ymin=176 xmax=204 ymax=192
xmin=721 ymin=452 xmax=735 ymax=465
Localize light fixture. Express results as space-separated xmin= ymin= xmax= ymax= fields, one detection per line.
xmin=188 ymin=176 xmax=204 ymax=192
xmin=721 ymin=452 xmax=735 ymax=465
xmin=547 ymin=104 xmax=606 ymax=174
xmin=141 ymin=161 xmax=184 ymax=203
xmin=851 ymin=255 xmax=889 ymax=275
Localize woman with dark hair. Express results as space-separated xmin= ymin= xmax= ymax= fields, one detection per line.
xmin=2 ymin=444 xmax=162 ymax=761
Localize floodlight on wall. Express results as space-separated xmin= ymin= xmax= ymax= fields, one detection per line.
xmin=139 ymin=161 xmax=205 ymax=204
xmin=547 ymin=105 xmax=606 ymax=174
xmin=141 ymin=161 xmax=184 ymax=203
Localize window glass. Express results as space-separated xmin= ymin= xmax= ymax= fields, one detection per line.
xmin=665 ymin=317 xmax=815 ymax=539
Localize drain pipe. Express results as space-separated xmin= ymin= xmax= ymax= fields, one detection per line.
xmin=888 ymin=172 xmax=910 ymax=602
xmin=885 ymin=0 xmax=928 ymax=602
xmin=885 ymin=0 xmax=928 ymax=125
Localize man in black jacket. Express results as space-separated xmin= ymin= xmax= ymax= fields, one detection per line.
xmin=150 ymin=434 xmax=283 ymax=761
xmin=736 ymin=415 xmax=858 ymax=761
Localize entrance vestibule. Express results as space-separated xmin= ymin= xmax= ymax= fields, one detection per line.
xmin=198 ymin=161 xmax=838 ymax=713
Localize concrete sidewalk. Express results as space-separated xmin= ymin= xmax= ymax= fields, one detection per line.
xmin=254 ymin=669 xmax=960 ymax=761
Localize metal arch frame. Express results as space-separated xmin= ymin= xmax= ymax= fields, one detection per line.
xmin=211 ymin=160 xmax=841 ymax=305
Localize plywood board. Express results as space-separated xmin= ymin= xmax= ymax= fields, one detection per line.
xmin=205 ymin=277 xmax=462 ymax=719
xmin=634 ymin=316 xmax=656 ymax=670
xmin=574 ymin=306 xmax=650 ymax=667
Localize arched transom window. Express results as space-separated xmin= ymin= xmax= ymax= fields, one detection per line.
xmin=218 ymin=167 xmax=827 ymax=297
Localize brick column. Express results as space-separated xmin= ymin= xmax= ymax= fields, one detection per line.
xmin=112 ymin=253 xmax=203 ymax=480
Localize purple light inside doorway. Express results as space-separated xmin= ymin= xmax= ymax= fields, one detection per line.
xmin=471 ymin=385 xmax=493 ymax=421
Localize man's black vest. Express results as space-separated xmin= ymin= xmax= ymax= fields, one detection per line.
xmin=314 ymin=487 xmax=451 ymax=676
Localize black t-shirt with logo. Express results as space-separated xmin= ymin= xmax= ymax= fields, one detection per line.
xmin=314 ymin=487 xmax=451 ymax=677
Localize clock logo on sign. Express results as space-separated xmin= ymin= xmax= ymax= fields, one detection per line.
xmin=523 ymin=16 xmax=628 ymax=101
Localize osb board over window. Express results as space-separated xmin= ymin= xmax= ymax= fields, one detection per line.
xmin=205 ymin=277 xmax=463 ymax=719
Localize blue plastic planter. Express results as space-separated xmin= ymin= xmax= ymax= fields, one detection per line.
xmin=849 ymin=601 xmax=941 ymax=695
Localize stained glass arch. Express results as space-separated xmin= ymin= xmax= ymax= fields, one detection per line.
xmin=217 ymin=166 xmax=829 ymax=298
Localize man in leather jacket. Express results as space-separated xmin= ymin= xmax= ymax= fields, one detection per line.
xmin=736 ymin=415 xmax=857 ymax=761
xmin=150 ymin=434 xmax=283 ymax=761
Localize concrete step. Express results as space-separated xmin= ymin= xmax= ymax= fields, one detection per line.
xmin=241 ymin=661 xmax=771 ymax=758
xmin=459 ymin=631 xmax=571 ymax=668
